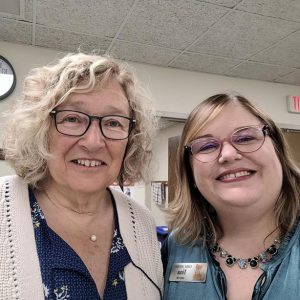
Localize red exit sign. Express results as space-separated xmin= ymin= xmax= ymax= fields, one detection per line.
xmin=287 ymin=96 xmax=300 ymax=113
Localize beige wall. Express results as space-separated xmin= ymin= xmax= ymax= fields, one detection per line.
xmin=1 ymin=40 xmax=300 ymax=128
xmin=147 ymin=123 xmax=184 ymax=226
xmin=1 ymin=41 xmax=300 ymax=225
xmin=284 ymin=131 xmax=300 ymax=166
xmin=0 ymin=161 xmax=15 ymax=176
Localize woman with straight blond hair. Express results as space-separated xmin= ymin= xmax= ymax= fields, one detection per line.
xmin=162 ymin=93 xmax=300 ymax=300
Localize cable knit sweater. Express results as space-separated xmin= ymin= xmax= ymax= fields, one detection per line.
xmin=0 ymin=175 xmax=163 ymax=300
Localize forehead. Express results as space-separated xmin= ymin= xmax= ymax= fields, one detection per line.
xmin=199 ymin=103 xmax=260 ymax=136
xmin=60 ymin=80 xmax=130 ymax=114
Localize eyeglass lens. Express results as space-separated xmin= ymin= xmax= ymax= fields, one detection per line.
xmin=190 ymin=126 xmax=266 ymax=162
xmin=54 ymin=110 xmax=132 ymax=139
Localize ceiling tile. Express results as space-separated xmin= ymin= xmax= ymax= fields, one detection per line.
xmin=275 ymin=69 xmax=300 ymax=86
xmin=1 ymin=0 xmax=300 ymax=86
xmin=0 ymin=0 xmax=20 ymax=16
xmin=228 ymin=61 xmax=294 ymax=82
xmin=118 ymin=0 xmax=229 ymax=50
xmin=24 ymin=0 xmax=33 ymax=21
xmin=190 ymin=10 xmax=300 ymax=59
xmin=35 ymin=0 xmax=135 ymax=37
xmin=169 ymin=51 xmax=242 ymax=74
xmin=0 ymin=17 xmax=32 ymax=44
xmin=35 ymin=26 xmax=111 ymax=53
xmin=202 ymin=0 xmax=241 ymax=8
xmin=250 ymin=30 xmax=300 ymax=68
xmin=109 ymin=40 xmax=180 ymax=66
xmin=237 ymin=0 xmax=300 ymax=22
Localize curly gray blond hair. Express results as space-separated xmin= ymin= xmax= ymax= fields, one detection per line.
xmin=2 ymin=53 xmax=157 ymax=188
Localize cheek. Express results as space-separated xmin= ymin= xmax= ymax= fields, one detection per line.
xmin=110 ymin=141 xmax=128 ymax=162
xmin=261 ymin=142 xmax=283 ymax=179
xmin=192 ymin=160 xmax=212 ymax=189
xmin=266 ymin=153 xmax=283 ymax=187
xmin=48 ymin=130 xmax=75 ymax=156
xmin=48 ymin=130 xmax=62 ymax=154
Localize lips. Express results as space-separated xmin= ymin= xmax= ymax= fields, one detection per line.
xmin=72 ymin=159 xmax=106 ymax=167
xmin=216 ymin=169 xmax=256 ymax=181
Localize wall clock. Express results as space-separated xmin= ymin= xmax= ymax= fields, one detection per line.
xmin=0 ymin=55 xmax=16 ymax=100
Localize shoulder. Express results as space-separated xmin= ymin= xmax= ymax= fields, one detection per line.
xmin=163 ymin=231 xmax=204 ymax=259
xmin=0 ymin=175 xmax=12 ymax=186
xmin=0 ymin=175 xmax=27 ymax=196
xmin=0 ymin=175 xmax=25 ymax=186
xmin=109 ymin=187 xmax=154 ymax=222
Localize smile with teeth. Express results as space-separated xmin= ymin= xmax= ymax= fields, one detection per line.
xmin=218 ymin=171 xmax=252 ymax=181
xmin=74 ymin=159 xmax=104 ymax=167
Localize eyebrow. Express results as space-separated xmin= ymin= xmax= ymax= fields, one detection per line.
xmin=196 ymin=125 xmax=262 ymax=139
xmin=59 ymin=100 xmax=130 ymax=115
xmin=196 ymin=134 xmax=214 ymax=139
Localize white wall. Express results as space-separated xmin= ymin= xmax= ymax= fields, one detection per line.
xmin=1 ymin=41 xmax=300 ymax=225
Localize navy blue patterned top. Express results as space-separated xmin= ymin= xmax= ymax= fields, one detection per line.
xmin=29 ymin=188 xmax=131 ymax=300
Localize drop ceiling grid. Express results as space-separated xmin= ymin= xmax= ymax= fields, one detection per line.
xmin=0 ymin=0 xmax=300 ymax=85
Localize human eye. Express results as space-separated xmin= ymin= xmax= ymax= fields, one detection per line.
xmin=104 ymin=118 xmax=122 ymax=128
xmin=57 ymin=112 xmax=86 ymax=126
xmin=103 ymin=116 xmax=128 ymax=131
xmin=234 ymin=134 xmax=256 ymax=143
xmin=233 ymin=128 xmax=261 ymax=144
xmin=107 ymin=119 xmax=122 ymax=128
xmin=64 ymin=116 xmax=81 ymax=123
xmin=192 ymin=139 xmax=220 ymax=154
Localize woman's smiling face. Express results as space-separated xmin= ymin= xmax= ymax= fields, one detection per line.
xmin=191 ymin=103 xmax=283 ymax=214
xmin=47 ymin=80 xmax=130 ymax=195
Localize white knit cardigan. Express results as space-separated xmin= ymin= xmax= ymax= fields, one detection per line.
xmin=0 ymin=175 xmax=163 ymax=300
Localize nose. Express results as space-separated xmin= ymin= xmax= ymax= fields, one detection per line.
xmin=218 ymin=141 xmax=242 ymax=163
xmin=78 ymin=120 xmax=105 ymax=151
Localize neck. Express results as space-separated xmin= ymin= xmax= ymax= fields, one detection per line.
xmin=42 ymin=181 xmax=112 ymax=216
xmin=215 ymin=208 xmax=279 ymax=255
xmin=217 ymin=206 xmax=277 ymax=239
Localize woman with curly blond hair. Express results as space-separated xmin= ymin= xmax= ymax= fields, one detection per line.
xmin=1 ymin=53 xmax=163 ymax=299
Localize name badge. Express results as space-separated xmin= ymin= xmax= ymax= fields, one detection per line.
xmin=169 ymin=263 xmax=208 ymax=283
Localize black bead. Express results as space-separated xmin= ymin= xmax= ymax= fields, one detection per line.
xmin=267 ymin=245 xmax=277 ymax=255
xmin=226 ymin=257 xmax=234 ymax=266
xmin=249 ymin=259 xmax=258 ymax=269
xmin=211 ymin=244 xmax=219 ymax=252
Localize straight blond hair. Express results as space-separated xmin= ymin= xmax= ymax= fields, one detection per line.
xmin=168 ymin=93 xmax=300 ymax=246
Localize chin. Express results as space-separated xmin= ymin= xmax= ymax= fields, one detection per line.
xmin=218 ymin=191 xmax=260 ymax=207
xmin=67 ymin=181 xmax=107 ymax=194
xmin=221 ymin=196 xmax=260 ymax=208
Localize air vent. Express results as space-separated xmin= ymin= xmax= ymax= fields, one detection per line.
xmin=157 ymin=111 xmax=187 ymax=129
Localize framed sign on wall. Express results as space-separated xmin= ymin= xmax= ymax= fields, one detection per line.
xmin=287 ymin=96 xmax=300 ymax=114
xmin=0 ymin=55 xmax=16 ymax=100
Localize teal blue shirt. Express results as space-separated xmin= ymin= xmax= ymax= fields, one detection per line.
xmin=162 ymin=218 xmax=300 ymax=300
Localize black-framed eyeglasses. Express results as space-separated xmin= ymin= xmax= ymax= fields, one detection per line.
xmin=185 ymin=125 xmax=269 ymax=163
xmin=50 ymin=110 xmax=136 ymax=140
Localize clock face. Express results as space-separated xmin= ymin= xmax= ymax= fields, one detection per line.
xmin=0 ymin=55 xmax=16 ymax=100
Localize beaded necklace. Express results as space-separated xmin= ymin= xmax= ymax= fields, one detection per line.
xmin=210 ymin=239 xmax=280 ymax=269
